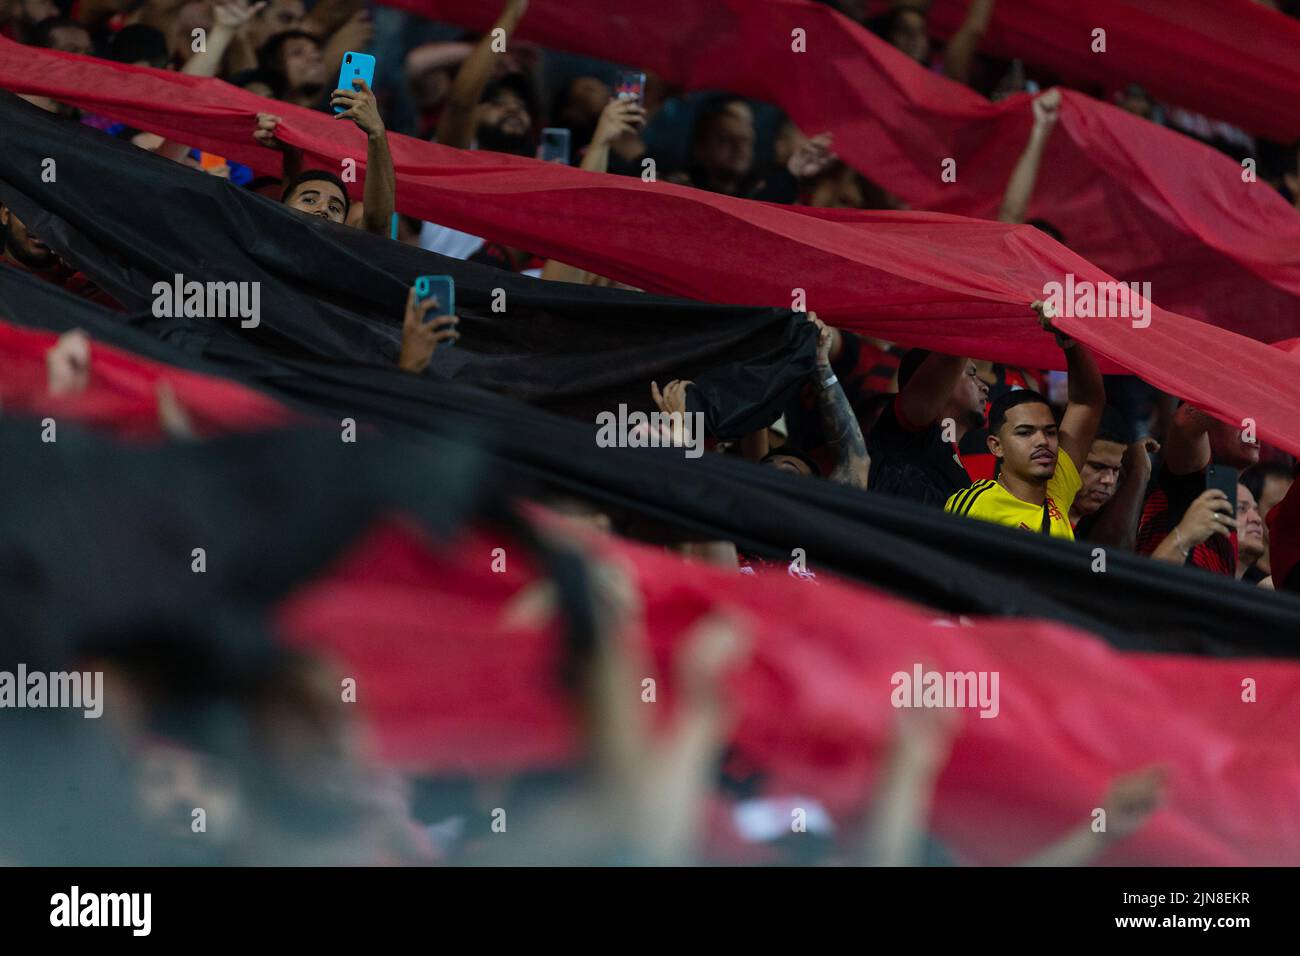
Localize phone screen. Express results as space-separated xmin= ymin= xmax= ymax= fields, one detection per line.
xmin=615 ymin=71 xmax=646 ymax=107
xmin=414 ymin=275 xmax=455 ymax=319
xmin=335 ymin=52 xmax=376 ymax=114
xmin=1205 ymin=464 xmax=1239 ymax=505
xmin=539 ymin=128 xmax=571 ymax=165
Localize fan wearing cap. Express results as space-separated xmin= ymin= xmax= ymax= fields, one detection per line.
xmin=944 ymin=302 xmax=1104 ymax=540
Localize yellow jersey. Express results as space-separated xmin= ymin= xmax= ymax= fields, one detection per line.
xmin=944 ymin=450 xmax=1082 ymax=540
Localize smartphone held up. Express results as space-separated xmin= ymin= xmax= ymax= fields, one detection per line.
xmin=615 ymin=70 xmax=647 ymax=108
xmin=335 ymin=51 xmax=377 ymax=113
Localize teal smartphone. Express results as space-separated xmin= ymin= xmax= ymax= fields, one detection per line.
xmin=414 ymin=275 xmax=455 ymax=319
xmin=335 ymin=52 xmax=376 ymax=113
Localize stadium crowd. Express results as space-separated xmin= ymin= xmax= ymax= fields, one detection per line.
xmin=1 ymin=0 xmax=1298 ymax=866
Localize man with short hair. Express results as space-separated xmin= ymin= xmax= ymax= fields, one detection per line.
xmin=1068 ymin=409 xmax=1159 ymax=549
xmin=1069 ymin=414 xmax=1126 ymax=524
xmin=253 ymin=79 xmax=395 ymax=235
xmin=944 ymin=303 xmax=1104 ymax=539
xmin=866 ymin=346 xmax=988 ymax=508
xmin=279 ymin=168 xmax=350 ymax=223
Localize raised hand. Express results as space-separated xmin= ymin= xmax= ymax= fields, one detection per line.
xmin=45 ymin=329 xmax=91 ymax=398
xmin=213 ymin=0 xmax=266 ymax=31
xmin=1176 ymin=488 xmax=1237 ymax=547
xmin=1100 ymin=766 xmax=1165 ymax=840
xmin=398 ymin=285 xmax=460 ymax=373
xmin=787 ymin=131 xmax=836 ymax=181
xmin=253 ymin=112 xmax=285 ymax=149
xmin=1032 ymin=87 xmax=1062 ymax=129
xmin=331 ymin=77 xmax=385 ymax=138
xmin=650 ymin=379 xmax=691 ymax=417
xmin=592 ymin=97 xmax=646 ymax=148
xmin=808 ymin=310 xmax=833 ymax=367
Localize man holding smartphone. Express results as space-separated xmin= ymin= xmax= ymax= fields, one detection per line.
xmin=253 ymin=76 xmax=395 ymax=236
xmin=398 ymin=283 xmax=459 ymax=374
xmin=1138 ymin=404 xmax=1260 ymax=573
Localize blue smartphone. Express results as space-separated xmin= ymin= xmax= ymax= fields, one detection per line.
xmin=539 ymin=127 xmax=571 ymax=165
xmin=414 ymin=275 xmax=455 ymax=318
xmin=335 ymin=51 xmax=376 ymax=114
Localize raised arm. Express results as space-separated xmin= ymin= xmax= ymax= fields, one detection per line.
xmin=580 ymin=96 xmax=646 ymax=174
xmin=1084 ymin=438 xmax=1158 ymax=550
xmin=182 ymin=0 xmax=265 ymax=78
xmin=435 ymin=0 xmax=529 ymax=149
xmin=1017 ymin=767 xmax=1163 ymax=866
xmin=942 ymin=0 xmax=997 ymax=86
xmin=1036 ymin=301 xmax=1104 ymax=468
xmin=330 ymin=79 xmax=395 ymax=236
xmin=999 ymin=88 xmax=1059 ymax=224
xmin=898 ymin=352 xmax=968 ymax=430
xmin=542 ymin=97 xmax=646 ymax=283
xmin=810 ymin=313 xmax=868 ymax=489
xmin=1161 ymin=403 xmax=1214 ymax=475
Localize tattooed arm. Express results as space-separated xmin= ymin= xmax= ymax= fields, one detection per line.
xmin=809 ymin=313 xmax=869 ymax=489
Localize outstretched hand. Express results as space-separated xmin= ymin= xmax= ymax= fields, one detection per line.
xmin=787 ymin=131 xmax=836 ymax=181
xmin=213 ymin=0 xmax=266 ymax=30
xmin=1032 ymin=298 xmax=1074 ymax=348
xmin=1032 ymin=87 xmax=1062 ymax=129
xmin=398 ymin=285 xmax=460 ymax=373
xmin=45 ymin=329 xmax=91 ymax=398
xmin=807 ymin=310 xmax=833 ymax=367
xmin=332 ymin=78 xmax=385 ymax=138
xmin=253 ymin=112 xmax=286 ymax=150
xmin=592 ymin=97 xmax=646 ymax=148
xmin=650 ymin=379 xmax=691 ymax=416
xmin=1100 ymin=766 xmax=1166 ymax=840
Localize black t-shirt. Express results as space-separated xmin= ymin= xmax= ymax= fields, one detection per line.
xmin=866 ymin=395 xmax=971 ymax=507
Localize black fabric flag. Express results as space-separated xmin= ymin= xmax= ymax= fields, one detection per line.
xmin=0 ymin=93 xmax=814 ymax=440
xmin=4 ymin=262 xmax=1299 ymax=659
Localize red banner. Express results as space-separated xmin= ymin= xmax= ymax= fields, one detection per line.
xmin=927 ymin=0 xmax=1300 ymax=140
xmin=278 ymin=517 xmax=1300 ymax=865
xmin=3 ymin=312 xmax=1298 ymax=865
xmin=4 ymin=41 xmax=1300 ymax=459
xmin=385 ymin=0 xmax=1300 ymax=336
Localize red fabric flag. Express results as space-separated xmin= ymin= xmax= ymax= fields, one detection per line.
xmin=927 ymin=0 xmax=1300 ymax=141
xmin=276 ymin=517 xmax=1300 ymax=865
xmin=0 ymin=319 xmax=297 ymax=438
xmin=4 ymin=42 xmax=1300 ymax=457
xmin=2 ymin=310 xmax=1297 ymax=865
xmin=384 ymin=0 xmax=1300 ymax=336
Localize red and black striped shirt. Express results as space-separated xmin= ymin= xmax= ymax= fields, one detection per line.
xmin=1136 ymin=465 xmax=1236 ymax=575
